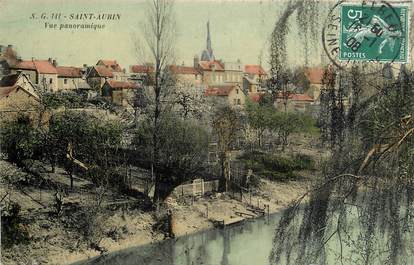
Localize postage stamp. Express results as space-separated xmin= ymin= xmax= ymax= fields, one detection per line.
xmin=339 ymin=1 xmax=409 ymax=63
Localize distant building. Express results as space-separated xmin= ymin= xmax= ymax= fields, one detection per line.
xmin=96 ymin=59 xmax=128 ymax=81
xmin=10 ymin=58 xmax=58 ymax=92
xmin=243 ymin=65 xmax=268 ymax=93
xmin=223 ymin=61 xmax=243 ymax=85
xmin=304 ymin=67 xmax=324 ymax=101
xmin=0 ymin=72 xmax=40 ymax=122
xmin=56 ymin=66 xmax=90 ymax=91
xmin=86 ymin=65 xmax=114 ymax=91
xmin=204 ymin=84 xmax=245 ymax=107
xmin=168 ymin=65 xmax=202 ymax=87
xmin=101 ymin=80 xmax=139 ymax=106
xmin=129 ymin=64 xmax=154 ymax=86
xmin=196 ymin=22 xmax=243 ymax=88
xmin=275 ymin=92 xmax=315 ymax=112
xmin=197 ymin=60 xmax=226 ymax=86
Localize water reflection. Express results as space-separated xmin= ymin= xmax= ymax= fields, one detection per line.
xmin=74 ymin=215 xmax=280 ymax=265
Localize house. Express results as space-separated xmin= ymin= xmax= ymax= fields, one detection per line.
xmin=10 ymin=58 xmax=58 ymax=92
xmin=243 ymin=65 xmax=268 ymax=93
xmin=0 ymin=72 xmax=41 ymax=122
xmin=197 ymin=60 xmax=226 ymax=86
xmin=129 ymin=64 xmax=154 ymax=85
xmin=101 ymin=80 xmax=139 ymax=106
xmin=86 ymin=65 xmax=114 ymax=91
xmin=168 ymin=65 xmax=202 ymax=87
xmin=56 ymin=66 xmax=90 ymax=91
xmin=304 ymin=67 xmax=324 ymax=101
xmin=96 ymin=59 xmax=128 ymax=81
xmin=275 ymin=92 xmax=314 ymax=112
xmin=204 ymin=84 xmax=245 ymax=107
xmin=223 ymin=61 xmax=244 ymax=85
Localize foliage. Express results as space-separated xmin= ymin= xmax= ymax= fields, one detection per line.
xmin=133 ymin=114 xmax=209 ymax=200
xmin=48 ymin=110 xmax=123 ymax=189
xmin=0 ymin=115 xmax=42 ymax=167
xmin=41 ymin=91 xmax=86 ymax=109
xmin=246 ymin=100 xmax=318 ymax=149
xmin=270 ymin=67 xmax=414 ymax=265
xmin=239 ymin=151 xmax=314 ymax=181
xmin=1 ymin=202 xmax=30 ymax=248
xmin=212 ymin=105 xmax=242 ymax=191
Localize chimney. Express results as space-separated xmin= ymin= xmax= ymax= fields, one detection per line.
xmin=52 ymin=59 xmax=57 ymax=67
xmin=83 ymin=64 xmax=88 ymax=68
xmin=193 ymin=55 xmax=199 ymax=68
xmin=48 ymin=58 xmax=52 ymax=63
xmin=7 ymin=44 xmax=13 ymax=49
xmin=31 ymin=57 xmax=35 ymax=61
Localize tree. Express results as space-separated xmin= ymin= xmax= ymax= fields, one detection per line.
xmin=245 ymin=99 xmax=274 ymax=147
xmin=212 ymin=106 xmax=241 ymax=192
xmin=0 ymin=115 xmax=42 ymax=168
xmin=271 ymin=111 xmax=316 ymax=151
xmin=291 ymin=67 xmax=310 ymax=93
xmin=133 ymin=114 xmax=209 ymax=201
xmin=48 ymin=111 xmax=122 ymax=190
xmin=137 ymin=0 xmax=176 ymax=202
xmin=173 ymin=80 xmax=208 ymax=119
xmin=270 ymin=67 xmax=414 ymax=265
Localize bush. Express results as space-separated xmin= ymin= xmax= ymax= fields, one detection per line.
xmin=239 ymin=151 xmax=314 ymax=181
xmin=1 ymin=202 xmax=30 ymax=248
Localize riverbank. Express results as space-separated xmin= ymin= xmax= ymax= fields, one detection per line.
xmin=1 ymin=162 xmax=312 ymax=265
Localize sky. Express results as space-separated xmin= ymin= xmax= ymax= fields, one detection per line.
xmin=0 ymin=0 xmax=326 ymax=70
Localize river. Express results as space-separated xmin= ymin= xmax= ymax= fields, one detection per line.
xmin=74 ymin=214 xmax=281 ymax=265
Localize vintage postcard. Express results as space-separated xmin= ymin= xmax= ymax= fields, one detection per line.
xmin=0 ymin=0 xmax=413 ymax=265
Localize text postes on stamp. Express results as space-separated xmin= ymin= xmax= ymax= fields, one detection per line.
xmin=339 ymin=2 xmax=409 ymax=63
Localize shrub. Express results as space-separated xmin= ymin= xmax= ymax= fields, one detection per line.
xmin=239 ymin=151 xmax=314 ymax=181
xmin=1 ymin=202 xmax=30 ymax=248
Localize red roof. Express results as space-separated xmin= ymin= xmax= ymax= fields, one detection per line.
xmin=204 ymin=85 xmax=235 ymax=96
xmin=276 ymin=92 xmax=314 ymax=102
xmin=305 ymin=67 xmax=324 ymax=84
xmin=93 ymin=66 xmax=114 ymax=78
xmin=12 ymin=60 xmax=57 ymax=74
xmin=130 ymin=65 xmax=154 ymax=74
xmin=106 ymin=80 xmax=138 ymax=89
xmin=248 ymin=92 xmax=265 ymax=102
xmin=198 ymin=61 xmax=225 ymax=71
xmin=169 ymin=65 xmax=198 ymax=75
xmin=97 ymin=60 xmax=123 ymax=72
xmin=244 ymin=65 xmax=267 ymax=75
xmin=56 ymin=66 xmax=82 ymax=78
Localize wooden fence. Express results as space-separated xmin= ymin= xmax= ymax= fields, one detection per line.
xmin=173 ymin=179 xmax=219 ymax=197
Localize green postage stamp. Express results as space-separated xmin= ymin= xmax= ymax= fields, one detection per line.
xmin=339 ymin=2 xmax=410 ymax=63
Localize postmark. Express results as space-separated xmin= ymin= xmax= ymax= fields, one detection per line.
xmin=322 ymin=0 xmax=411 ymax=71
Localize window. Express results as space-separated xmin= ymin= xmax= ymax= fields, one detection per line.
xmin=49 ymin=78 xmax=53 ymax=84
xmin=64 ymin=79 xmax=67 ymax=84
xmin=237 ymin=99 xmax=241 ymax=105
xmin=236 ymin=89 xmax=239 ymax=94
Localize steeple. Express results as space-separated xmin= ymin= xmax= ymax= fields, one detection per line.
xmin=201 ymin=21 xmax=215 ymax=61
xmin=206 ymin=21 xmax=212 ymax=53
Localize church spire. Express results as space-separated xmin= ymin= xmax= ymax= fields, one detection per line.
xmin=206 ymin=21 xmax=212 ymax=53
xmin=201 ymin=21 xmax=215 ymax=61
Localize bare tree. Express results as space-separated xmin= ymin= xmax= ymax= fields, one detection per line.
xmin=137 ymin=0 xmax=176 ymax=202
